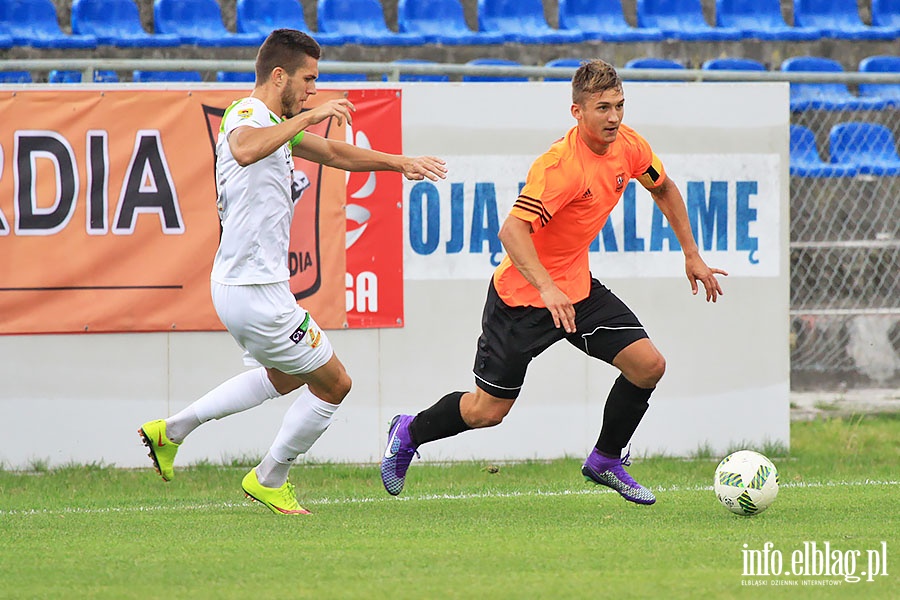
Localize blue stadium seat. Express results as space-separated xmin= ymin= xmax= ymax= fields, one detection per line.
xmin=635 ymin=0 xmax=743 ymax=41
xmin=829 ymin=122 xmax=900 ymax=175
xmin=715 ymin=0 xmax=822 ymax=41
xmin=624 ymin=57 xmax=687 ymax=81
xmin=463 ymin=58 xmax=527 ymax=82
xmin=216 ymin=71 xmax=256 ymax=83
xmin=48 ymin=70 xmax=83 ymax=83
xmin=558 ymin=0 xmax=664 ymax=42
xmin=0 ymin=0 xmax=97 ymax=49
xmin=317 ymin=0 xmax=426 ymax=46
xmin=382 ymin=59 xmax=449 ymax=82
xmin=133 ymin=70 xmax=203 ymax=82
xmin=789 ymin=125 xmax=857 ymax=177
xmin=72 ymin=0 xmax=183 ymax=47
xmin=781 ymin=56 xmax=889 ymax=111
xmin=858 ymin=55 xmax=900 ymax=107
xmin=477 ymin=0 xmax=586 ymax=44
xmin=543 ymin=58 xmax=584 ymax=82
xmin=0 ymin=71 xmax=33 ymax=83
xmin=871 ymin=0 xmax=900 ymax=32
xmin=94 ymin=70 xmax=120 ymax=82
xmin=236 ymin=0 xmax=349 ymax=46
xmin=701 ymin=57 xmax=766 ymax=71
xmin=154 ymin=0 xmax=263 ymax=46
xmin=48 ymin=69 xmax=119 ymax=83
xmin=793 ymin=0 xmax=897 ymax=40
xmin=397 ymin=0 xmax=506 ymax=44
xmin=317 ymin=62 xmax=368 ymax=82
xmin=0 ymin=32 xmax=13 ymax=50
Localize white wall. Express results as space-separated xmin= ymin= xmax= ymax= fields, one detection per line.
xmin=0 ymin=82 xmax=790 ymax=468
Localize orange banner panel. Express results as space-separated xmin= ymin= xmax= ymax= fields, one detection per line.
xmin=0 ymin=89 xmax=348 ymax=334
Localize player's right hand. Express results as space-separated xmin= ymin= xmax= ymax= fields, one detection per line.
xmin=541 ymin=286 xmax=576 ymax=334
xmin=301 ymin=98 xmax=355 ymax=127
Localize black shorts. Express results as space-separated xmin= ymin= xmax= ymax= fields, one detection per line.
xmin=473 ymin=278 xmax=649 ymax=399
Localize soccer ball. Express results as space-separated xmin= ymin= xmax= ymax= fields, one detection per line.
xmin=714 ymin=450 xmax=779 ymax=516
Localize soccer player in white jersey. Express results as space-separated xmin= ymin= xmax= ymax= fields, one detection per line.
xmin=138 ymin=29 xmax=447 ymax=515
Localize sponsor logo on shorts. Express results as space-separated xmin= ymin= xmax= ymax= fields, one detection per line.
xmin=308 ymin=328 xmax=322 ymax=348
xmin=289 ymin=313 xmax=311 ymax=344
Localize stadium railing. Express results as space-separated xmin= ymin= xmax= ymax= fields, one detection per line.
xmin=3 ymin=58 xmax=900 ymax=84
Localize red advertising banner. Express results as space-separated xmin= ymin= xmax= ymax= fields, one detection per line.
xmin=0 ymin=87 xmax=403 ymax=334
xmin=345 ymin=89 xmax=404 ymax=328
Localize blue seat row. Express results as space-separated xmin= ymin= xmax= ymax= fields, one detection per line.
xmin=2 ymin=0 xmax=898 ymax=49
xmin=791 ymin=123 xmax=900 ymax=177
xmin=608 ymin=54 xmax=900 ymax=110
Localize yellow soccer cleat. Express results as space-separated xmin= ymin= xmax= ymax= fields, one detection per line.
xmin=241 ymin=469 xmax=311 ymax=515
xmin=138 ymin=419 xmax=180 ymax=482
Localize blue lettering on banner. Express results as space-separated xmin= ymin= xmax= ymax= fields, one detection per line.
xmin=408 ymin=179 xmax=761 ymax=265
xmin=470 ymin=182 xmax=503 ymax=266
xmin=446 ymin=182 xmax=464 ymax=253
xmin=688 ymin=181 xmax=728 ymax=251
xmin=408 ymin=181 xmax=439 ymax=255
xmin=736 ymin=181 xmax=760 ymax=264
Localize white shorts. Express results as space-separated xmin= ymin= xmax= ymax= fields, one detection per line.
xmin=211 ymin=280 xmax=334 ymax=376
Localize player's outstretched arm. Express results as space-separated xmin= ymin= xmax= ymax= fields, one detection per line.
xmin=649 ymin=178 xmax=728 ymax=302
xmin=293 ymin=132 xmax=447 ymax=181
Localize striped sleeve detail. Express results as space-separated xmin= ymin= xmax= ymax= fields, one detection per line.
xmin=514 ymin=195 xmax=551 ymax=227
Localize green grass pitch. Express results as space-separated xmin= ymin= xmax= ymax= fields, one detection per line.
xmin=1 ymin=414 xmax=897 ymax=599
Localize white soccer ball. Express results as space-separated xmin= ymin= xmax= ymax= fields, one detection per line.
xmin=714 ymin=450 xmax=779 ymax=516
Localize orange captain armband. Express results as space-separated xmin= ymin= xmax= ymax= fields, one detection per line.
xmin=636 ymin=152 xmax=665 ymax=189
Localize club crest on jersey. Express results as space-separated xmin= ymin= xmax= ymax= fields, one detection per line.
xmin=615 ymin=172 xmax=626 ymax=192
xmin=237 ymin=107 xmax=253 ymax=119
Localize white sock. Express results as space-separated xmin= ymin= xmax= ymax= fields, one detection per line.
xmin=166 ymin=367 xmax=280 ymax=444
xmin=255 ymin=388 xmax=340 ymax=488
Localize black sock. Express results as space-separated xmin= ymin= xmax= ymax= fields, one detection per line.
xmin=409 ymin=391 xmax=472 ymax=446
xmin=595 ymin=375 xmax=654 ymax=457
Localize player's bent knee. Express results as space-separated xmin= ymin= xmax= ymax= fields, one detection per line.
xmin=267 ymin=368 xmax=304 ymax=395
xmin=647 ymin=354 xmax=666 ymax=385
xmin=469 ymin=411 xmax=505 ymax=428
xmin=621 ymin=353 xmax=666 ymax=389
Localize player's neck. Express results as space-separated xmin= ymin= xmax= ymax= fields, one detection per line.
xmin=576 ymin=127 xmax=612 ymax=156
xmin=249 ymin=87 xmax=282 ymax=120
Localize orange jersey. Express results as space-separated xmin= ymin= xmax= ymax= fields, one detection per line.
xmin=494 ymin=124 xmax=667 ymax=307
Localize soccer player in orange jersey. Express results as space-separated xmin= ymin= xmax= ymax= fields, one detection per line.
xmin=381 ymin=59 xmax=726 ymax=504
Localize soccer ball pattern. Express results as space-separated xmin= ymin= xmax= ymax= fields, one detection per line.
xmin=714 ymin=450 xmax=779 ymax=516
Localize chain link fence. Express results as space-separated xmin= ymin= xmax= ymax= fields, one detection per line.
xmin=790 ymin=107 xmax=900 ymax=390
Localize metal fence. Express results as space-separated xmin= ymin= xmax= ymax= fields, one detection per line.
xmin=2 ymin=59 xmax=899 ymax=390
xmin=790 ymin=106 xmax=900 ymax=390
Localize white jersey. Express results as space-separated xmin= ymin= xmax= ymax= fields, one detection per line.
xmin=211 ymin=97 xmax=297 ymax=285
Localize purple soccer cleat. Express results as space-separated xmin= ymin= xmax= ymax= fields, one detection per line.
xmin=582 ymin=448 xmax=656 ymax=505
xmin=380 ymin=414 xmax=419 ymax=496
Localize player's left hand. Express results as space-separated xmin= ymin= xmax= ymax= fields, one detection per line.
xmin=685 ymin=254 xmax=727 ymax=302
xmin=400 ymin=156 xmax=448 ymax=182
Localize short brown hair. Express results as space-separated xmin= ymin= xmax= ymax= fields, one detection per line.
xmin=572 ymin=59 xmax=622 ymax=104
xmin=255 ymin=29 xmax=321 ymax=84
